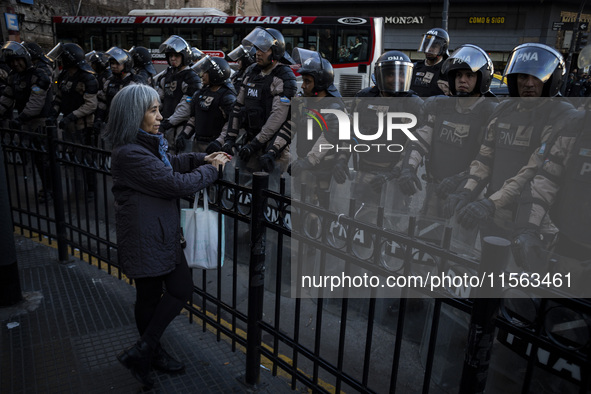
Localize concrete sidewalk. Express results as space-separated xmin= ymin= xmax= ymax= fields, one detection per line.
xmin=0 ymin=234 xmax=297 ymax=394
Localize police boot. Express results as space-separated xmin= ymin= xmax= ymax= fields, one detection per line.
xmin=152 ymin=344 xmax=185 ymax=373
xmin=117 ymin=339 xmax=154 ymax=388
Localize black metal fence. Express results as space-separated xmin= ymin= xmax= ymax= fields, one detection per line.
xmin=2 ymin=126 xmax=590 ymax=394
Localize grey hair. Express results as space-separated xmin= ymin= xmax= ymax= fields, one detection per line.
xmin=103 ymin=84 xmax=160 ymax=148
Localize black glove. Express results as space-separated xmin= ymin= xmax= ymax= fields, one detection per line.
xmin=206 ymin=140 xmax=222 ymax=154
xmin=333 ymin=159 xmax=350 ymax=184
xmin=175 ymin=133 xmax=189 ymax=152
xmin=159 ymin=118 xmax=173 ymax=132
xmin=397 ymin=168 xmax=422 ymax=196
xmin=512 ymin=229 xmax=545 ymax=272
xmin=221 ymin=139 xmax=236 ymax=155
xmin=259 ymin=151 xmax=276 ymax=173
xmin=436 ymin=173 xmax=464 ymax=200
xmin=59 ymin=113 xmax=77 ymax=130
xmin=239 ymin=141 xmax=260 ymax=162
xmin=8 ymin=119 xmax=21 ymax=130
xmin=456 ymin=198 xmax=496 ymax=229
xmin=443 ymin=188 xmax=473 ymax=218
xmin=288 ymin=158 xmax=314 ymax=177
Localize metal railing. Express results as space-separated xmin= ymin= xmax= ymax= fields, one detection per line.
xmin=3 ymin=126 xmax=590 ymax=394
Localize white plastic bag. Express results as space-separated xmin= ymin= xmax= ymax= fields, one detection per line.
xmin=181 ymin=188 xmax=224 ymax=269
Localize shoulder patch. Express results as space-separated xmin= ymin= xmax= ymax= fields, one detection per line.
xmin=31 ymin=86 xmax=42 ymax=93
xmin=280 ymin=96 xmax=290 ymax=104
xmin=186 ymin=96 xmax=192 ymax=103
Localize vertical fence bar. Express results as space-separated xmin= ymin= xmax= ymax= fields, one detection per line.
xmin=245 ymin=172 xmax=269 ymax=386
xmin=459 ymin=236 xmax=511 ymax=394
xmin=47 ymin=126 xmax=69 ymax=262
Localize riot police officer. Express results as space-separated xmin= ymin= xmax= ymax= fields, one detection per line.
xmin=287 ymin=48 xmax=348 ymax=208
xmin=95 ymin=47 xmax=135 ymax=129
xmin=85 ymin=50 xmax=111 ymax=92
xmin=410 ymin=28 xmax=450 ymax=97
xmin=1 ymin=42 xmax=53 ymax=202
xmin=22 ymin=42 xmax=54 ymax=82
xmin=399 ymin=45 xmax=498 ymax=218
xmin=446 ymin=43 xmax=576 ymax=239
xmin=156 ymin=35 xmax=202 ymax=153
xmin=129 ymin=46 xmax=156 ymax=87
xmin=176 ymin=56 xmax=236 ymax=153
xmin=216 ymin=27 xmax=297 ymax=174
xmin=0 ymin=41 xmax=52 ymax=131
xmin=351 ymin=50 xmax=423 ymax=210
xmin=227 ymin=44 xmax=256 ymax=93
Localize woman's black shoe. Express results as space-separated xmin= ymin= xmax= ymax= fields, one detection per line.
xmin=152 ymin=345 xmax=185 ymax=373
xmin=117 ymin=340 xmax=154 ymax=388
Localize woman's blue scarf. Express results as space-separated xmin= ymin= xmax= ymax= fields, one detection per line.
xmin=139 ymin=129 xmax=172 ymax=168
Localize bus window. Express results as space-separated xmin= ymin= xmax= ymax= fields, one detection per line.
xmin=171 ymin=27 xmax=203 ymax=49
xmin=205 ymin=27 xmax=239 ymax=52
xmin=336 ymin=28 xmax=369 ymax=63
xmin=137 ymin=27 xmax=166 ymax=52
xmin=319 ymin=28 xmax=335 ymax=62
xmin=105 ymin=27 xmax=135 ymax=50
xmin=281 ymin=28 xmax=304 ymax=56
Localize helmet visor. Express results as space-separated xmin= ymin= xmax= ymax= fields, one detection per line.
xmin=242 ymin=27 xmax=275 ymax=53
xmin=418 ymin=34 xmax=445 ymax=55
xmin=504 ymin=44 xmax=564 ymax=83
xmin=191 ymin=47 xmax=205 ymax=62
xmin=2 ymin=41 xmax=27 ymax=59
xmin=105 ymin=46 xmax=129 ymax=65
xmin=47 ymin=42 xmax=65 ymax=61
xmin=192 ymin=55 xmax=213 ymax=76
xmin=159 ymin=35 xmax=190 ymax=54
xmin=376 ymin=62 xmax=413 ymax=93
xmin=292 ymin=48 xmax=322 ymax=71
xmin=227 ymin=45 xmax=250 ymax=61
xmin=442 ymin=45 xmax=491 ymax=74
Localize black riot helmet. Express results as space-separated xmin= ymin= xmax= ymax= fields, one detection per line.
xmin=85 ymin=50 xmax=109 ymax=73
xmin=105 ymin=46 xmax=133 ymax=73
xmin=374 ymin=50 xmax=414 ymax=94
xmin=292 ymin=47 xmax=338 ymax=96
xmin=129 ymin=46 xmax=156 ymax=75
xmin=159 ymin=35 xmax=192 ymax=67
xmin=2 ymin=41 xmax=32 ymax=69
xmin=442 ymin=44 xmax=494 ymax=96
xmin=47 ymin=43 xmax=94 ymax=73
xmin=418 ymin=28 xmax=450 ymax=58
xmin=227 ymin=44 xmax=257 ymax=69
xmin=242 ymin=27 xmax=287 ymax=61
xmin=503 ymin=43 xmax=565 ymax=97
xmin=193 ymin=55 xmax=231 ymax=85
xmin=21 ymin=42 xmax=53 ymax=65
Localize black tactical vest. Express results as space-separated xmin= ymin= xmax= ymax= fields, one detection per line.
xmin=428 ymin=98 xmax=497 ymax=181
xmin=410 ymin=60 xmax=446 ymax=97
xmin=193 ymin=85 xmax=232 ymax=141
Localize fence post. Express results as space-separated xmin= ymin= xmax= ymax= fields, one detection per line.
xmin=47 ymin=126 xmax=69 ymax=262
xmin=459 ymin=236 xmax=511 ymax=394
xmin=245 ymin=172 xmax=269 ymax=386
xmin=0 ymin=143 xmax=22 ymax=306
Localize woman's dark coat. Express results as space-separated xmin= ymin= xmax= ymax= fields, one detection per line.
xmin=111 ymin=131 xmax=218 ymax=278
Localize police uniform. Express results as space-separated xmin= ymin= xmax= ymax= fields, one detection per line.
xmin=0 ymin=64 xmax=52 ymax=128
xmin=218 ymin=61 xmax=297 ymax=172
xmin=183 ymin=83 xmax=236 ymax=153
xmin=407 ymin=96 xmax=497 ymax=216
xmin=410 ymin=60 xmax=448 ymax=97
xmin=463 ymin=99 xmax=576 ymax=233
xmin=55 ymin=68 xmax=99 ymax=137
xmin=515 ymin=109 xmax=590 ymax=260
xmin=95 ymin=73 xmax=135 ymax=124
xmin=156 ymin=66 xmax=202 ymax=150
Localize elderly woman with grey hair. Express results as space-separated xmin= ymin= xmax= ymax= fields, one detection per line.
xmin=104 ymin=84 xmax=230 ymax=388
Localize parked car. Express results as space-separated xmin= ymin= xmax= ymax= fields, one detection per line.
xmin=490 ymin=74 xmax=509 ymax=96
